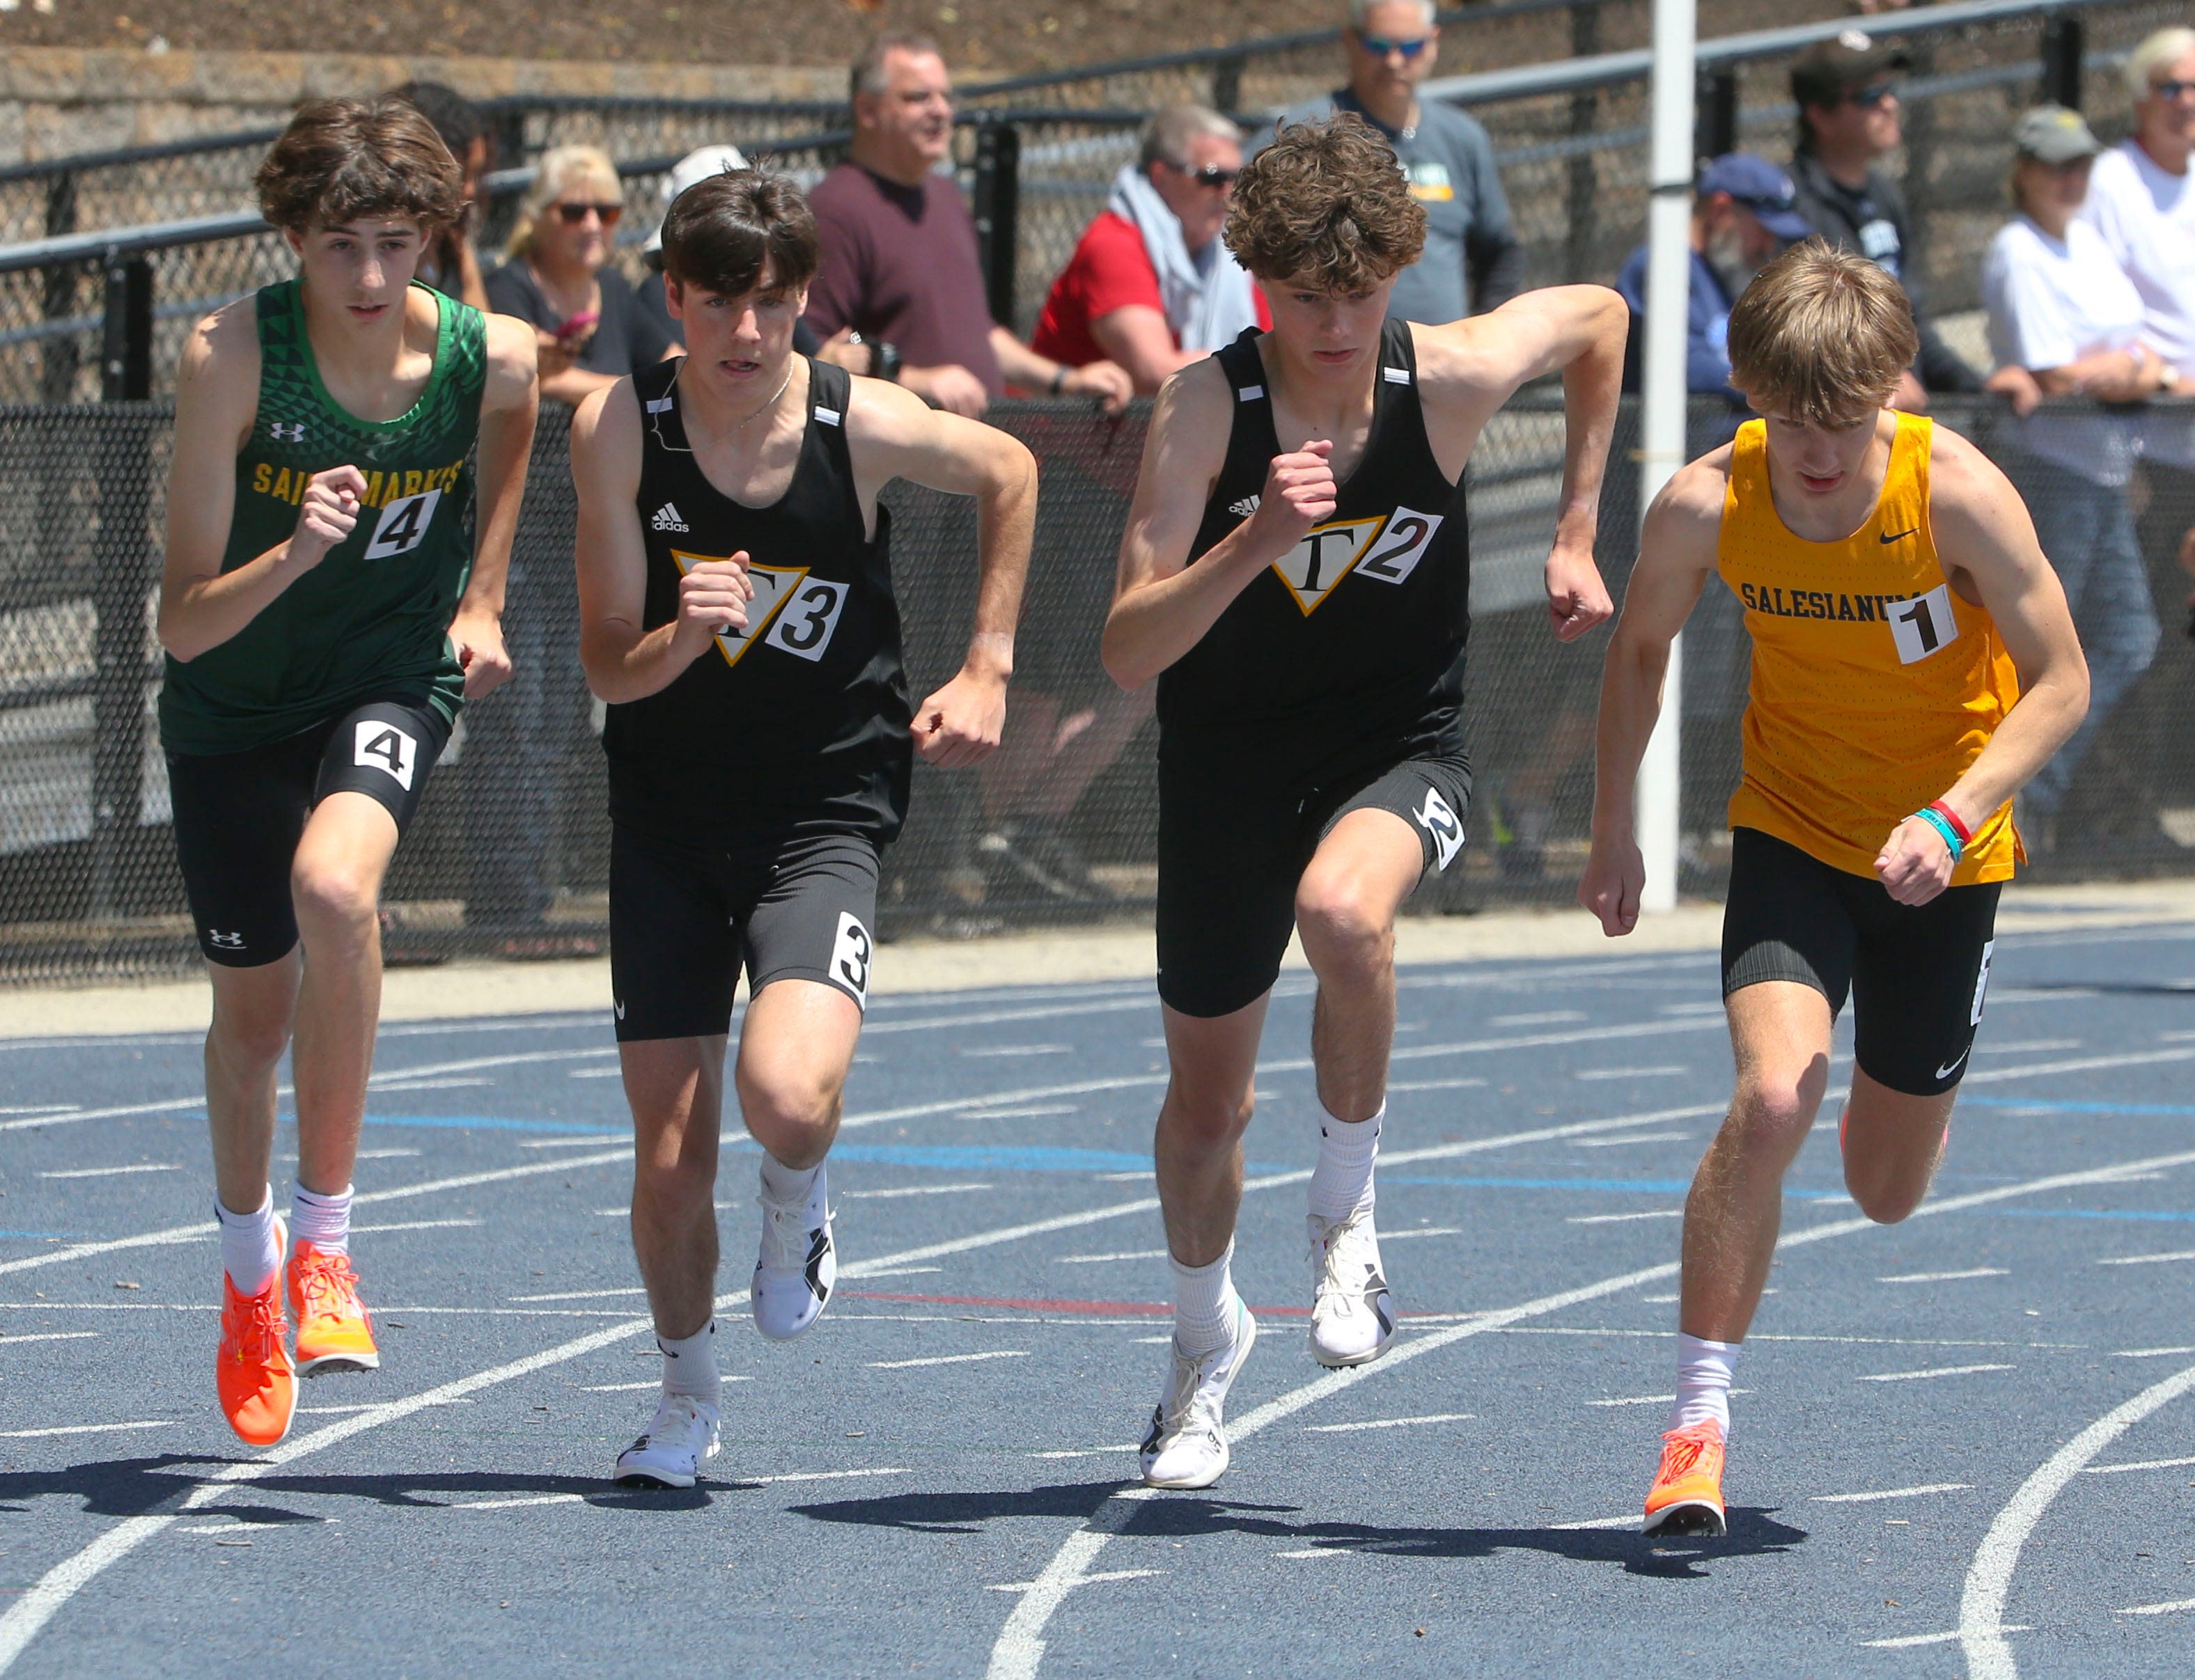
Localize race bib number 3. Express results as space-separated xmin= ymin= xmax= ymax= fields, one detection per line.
xmin=767 ymin=579 xmax=850 ymax=662
xmin=364 ymin=489 xmax=442 ymax=560
xmin=829 ymin=911 xmax=873 ymax=1009
xmin=1888 ymin=583 xmax=1959 ymax=665
xmin=673 ymin=554 xmax=847 ymax=667
xmin=354 ymin=720 xmax=418 ymax=790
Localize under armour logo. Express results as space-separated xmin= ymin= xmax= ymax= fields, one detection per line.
xmin=1228 ymin=495 xmax=1261 ymax=518
xmin=651 ymin=502 xmax=689 ymax=533
xmin=206 ymin=929 xmax=246 ymax=950
xmin=268 ymin=422 xmax=306 ymax=443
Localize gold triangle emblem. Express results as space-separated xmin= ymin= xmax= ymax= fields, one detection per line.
xmin=1269 ymin=517 xmax=1383 ymax=615
xmin=671 ymin=552 xmax=810 ymax=668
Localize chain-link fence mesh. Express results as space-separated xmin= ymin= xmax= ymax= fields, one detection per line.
xmin=5 ymin=392 xmax=2194 ymax=987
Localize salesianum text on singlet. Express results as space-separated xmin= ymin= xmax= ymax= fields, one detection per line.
xmin=158 ymin=280 xmax=488 ymax=756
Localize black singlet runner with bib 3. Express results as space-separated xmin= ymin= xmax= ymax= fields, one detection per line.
xmin=1154 ymin=321 xmax=1476 ymax=1018
xmin=606 ymin=354 xmax=912 ymax=847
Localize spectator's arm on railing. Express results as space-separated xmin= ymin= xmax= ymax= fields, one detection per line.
xmin=570 ymin=379 xmax=753 ymax=706
xmin=2029 ymin=343 xmax=2171 ymax=405
xmin=157 ymin=301 xmax=350 ymax=664
xmin=1091 ymin=305 xmax=1203 ymax=397
xmin=446 ymin=313 xmax=539 ymax=701
xmin=845 ymin=375 xmax=1036 ymax=768
xmin=990 ymin=326 xmax=1133 ymax=415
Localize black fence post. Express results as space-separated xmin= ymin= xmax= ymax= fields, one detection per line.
xmin=1210 ymin=52 xmax=1246 ymax=114
xmin=1695 ymin=66 xmax=1740 ymax=164
xmin=88 ymin=256 xmax=155 ymax=918
xmin=40 ymin=172 xmax=79 ymax=402
xmin=2040 ymin=15 xmax=2085 ymax=111
xmin=971 ymin=119 xmax=1021 ymax=333
xmin=1563 ymin=1 xmax=1600 ymax=287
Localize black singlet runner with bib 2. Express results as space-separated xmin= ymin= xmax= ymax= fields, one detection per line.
xmin=1156 ymin=320 xmax=1475 ymax=1018
xmin=604 ymin=355 xmax=909 ymax=1040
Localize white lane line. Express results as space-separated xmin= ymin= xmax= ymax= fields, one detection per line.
xmin=858 ymin=1266 xmax=943 ymax=1279
xmin=350 ymin=1220 xmax=482 ymax=1234
xmin=1964 ymin=1045 xmax=2195 ymax=1085
xmin=1384 ymin=1077 xmax=1487 ymax=1092
xmin=566 ymin=1068 xmax=623 ymax=1079
xmin=0 ymin=1333 xmax=98 ymax=1347
xmin=1959 ymin=1358 xmax=2195 ymax=1679
xmin=2081 ymin=1454 xmax=2195 ymax=1475
xmin=1879 ymin=1269 xmax=2008 ymax=1284
xmin=866 ymin=1350 xmax=1029 ymax=1370
xmin=841 ymin=1183 xmax=992 ymax=1200
xmin=1571 ymin=1131 xmax=1692 ymax=1147
xmin=450 ymin=1494 xmax=584 ymax=1512
xmin=0 ymin=1421 xmax=172 ymax=1440
xmin=368 ymin=1077 xmax=494 ymax=1092
xmin=2116 ymin=1345 xmax=2195 ymax=1359
xmin=2097 ymin=1250 xmax=2195 ymax=1267
xmin=1381 ymin=1227 xmax=1464 ymax=1240
xmin=986 ymin=1140 xmax=2195 ymax=1680
xmin=1492 ymin=1010 xmax=1585 ymax=1026
xmin=1812 ymin=1482 xmax=1970 ymax=1504
xmin=37 ymin=1164 xmax=180 ymax=1180
xmin=960 ymin=1045 xmax=1072 ymax=1058
xmin=354 ymin=1148 xmax=421 ymax=1160
xmin=744 ymin=1467 xmax=913 ymax=1486
xmin=1302 ymin=1413 xmax=1472 ymax=1433
xmin=1866 ymin=1628 xmax=2032 ymax=1650
xmin=1587 ymin=1393 xmax=1673 ymax=1407
xmin=1551 ymin=1513 xmax=1643 ymax=1531
xmin=1570 ymin=1209 xmax=1685 ymax=1225
xmin=1274 ymin=1548 xmax=1355 ymax=1559
xmin=987 ymin=1570 xmax=1158 ymax=1592
xmin=517 ymin=1134 xmax=627 ymax=1149
xmin=1574 ymin=1068 xmax=1689 ymax=1082
xmin=510 ymin=1288 xmax=648 ymax=1303
xmin=2115 ymin=1597 xmax=2195 ymax=1617
xmin=1028 ymin=1445 xmax=1142 ymax=1461
xmin=0 ymin=1147 xmax=634 ymax=1278
xmin=1859 ymin=1363 xmax=2014 ymax=1383
xmin=962 ymin=1105 xmax=1081 ymax=1121
xmin=0 ymin=1106 xmax=81 ymax=1115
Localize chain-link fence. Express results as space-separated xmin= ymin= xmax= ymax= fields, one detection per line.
xmin=5 ymin=392 xmax=2194 ymax=987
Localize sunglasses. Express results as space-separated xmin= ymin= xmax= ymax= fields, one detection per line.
xmin=1847 ymin=81 xmax=1897 ymax=108
xmin=2153 ymin=78 xmax=2195 ymax=100
xmin=555 ymin=201 xmax=623 ymax=226
xmin=1169 ymin=162 xmax=1240 ymax=188
xmin=1357 ymin=33 xmax=1432 ymax=59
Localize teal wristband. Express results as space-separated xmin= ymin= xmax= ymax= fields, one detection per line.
xmin=1913 ymin=805 xmax=1964 ymax=861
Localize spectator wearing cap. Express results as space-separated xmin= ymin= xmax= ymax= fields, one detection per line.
xmin=1787 ymin=31 xmax=1987 ymax=405
xmin=1615 ymin=153 xmax=1809 ymax=407
xmin=1985 ymin=104 xmax=2164 ymax=847
xmin=1267 ymin=0 xmax=1522 ymax=324
xmin=1031 ymin=106 xmax=1270 ymax=395
xmin=389 ymin=80 xmax=492 ymax=311
xmin=485 ymin=145 xmax=675 ymax=407
xmin=805 ymin=31 xmax=1132 ymax=418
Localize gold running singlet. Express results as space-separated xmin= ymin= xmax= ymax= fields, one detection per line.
xmin=1717 ymin=414 xmax=2022 ymax=886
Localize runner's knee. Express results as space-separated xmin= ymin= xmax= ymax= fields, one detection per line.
xmin=208 ymin=1003 xmax=290 ymax=1077
xmin=1162 ymin=1079 xmax=1255 ymax=1150
xmin=1726 ymin=1071 xmax=1821 ymax=1152
xmin=290 ymin=858 xmax=379 ymax=939
xmin=1294 ymin=873 xmax=1393 ymax=975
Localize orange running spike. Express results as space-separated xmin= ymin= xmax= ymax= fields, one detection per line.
xmin=287 ymin=1241 xmax=381 ymax=1376
xmin=217 ymin=1268 xmax=297 ymax=1447
xmin=1643 ymin=1418 xmax=1728 ymax=1537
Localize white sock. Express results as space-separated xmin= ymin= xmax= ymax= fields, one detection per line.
xmin=1669 ymin=1333 xmax=1739 ymax=1436
xmin=216 ymin=1186 xmax=281 ymax=1296
xmin=1307 ymin=1104 xmax=1383 ymax=1223
xmin=760 ymin=1154 xmax=825 ymax=1211
xmin=658 ymin=1321 xmax=721 ymax=1408
xmin=1170 ymin=1241 xmax=1239 ymax=1358
xmin=290 ymin=1182 xmax=354 ymax=1255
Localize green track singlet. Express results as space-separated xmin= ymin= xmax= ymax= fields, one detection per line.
xmin=157 ymin=279 xmax=488 ymax=756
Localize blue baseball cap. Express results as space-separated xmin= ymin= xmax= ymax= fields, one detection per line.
xmin=1696 ymin=153 xmax=1814 ymax=243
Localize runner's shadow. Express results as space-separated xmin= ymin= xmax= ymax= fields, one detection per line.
xmin=790 ymin=1479 xmax=1297 ymax=1537
xmin=0 ymin=1454 xmax=243 ymax=1520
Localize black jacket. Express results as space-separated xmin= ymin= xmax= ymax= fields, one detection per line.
xmin=1787 ymin=150 xmax=1982 ymax=394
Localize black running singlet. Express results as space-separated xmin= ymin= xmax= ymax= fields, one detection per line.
xmin=1157 ymin=321 xmax=1471 ymax=761
xmin=602 ymin=356 xmax=912 ymax=843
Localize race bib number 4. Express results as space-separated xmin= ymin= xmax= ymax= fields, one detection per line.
xmin=353 ymin=719 xmax=418 ymax=791
xmin=364 ymin=489 xmax=442 ymax=560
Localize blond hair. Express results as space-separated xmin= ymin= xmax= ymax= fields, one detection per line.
xmin=506 ymin=144 xmax=623 ymax=260
xmin=2126 ymin=27 xmax=2195 ymax=102
xmin=1727 ymin=240 xmax=1917 ymax=425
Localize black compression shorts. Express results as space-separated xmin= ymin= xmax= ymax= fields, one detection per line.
xmin=166 ymin=696 xmax=450 ymax=967
xmin=1156 ymin=747 xmax=1471 ymax=1019
xmin=609 ymin=826 xmax=880 ymax=1042
xmin=1721 ymin=826 xmax=2001 ymax=1097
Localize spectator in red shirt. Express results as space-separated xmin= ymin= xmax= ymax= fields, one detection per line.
xmin=1032 ymin=107 xmax=1270 ymax=394
xmin=806 ymin=31 xmax=1131 ymax=418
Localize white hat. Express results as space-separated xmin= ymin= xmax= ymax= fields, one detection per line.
xmin=644 ymin=143 xmax=751 ymax=254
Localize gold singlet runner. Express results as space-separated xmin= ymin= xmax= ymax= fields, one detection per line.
xmin=1717 ymin=414 xmax=2021 ymax=885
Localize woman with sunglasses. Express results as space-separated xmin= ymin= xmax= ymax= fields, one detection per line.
xmin=487 ymin=145 xmax=675 ymax=407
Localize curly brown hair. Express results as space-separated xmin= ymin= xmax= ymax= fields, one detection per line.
xmin=255 ymin=97 xmax=464 ymax=235
xmin=1224 ymin=114 xmax=1426 ymax=290
xmin=1727 ymin=240 xmax=1919 ymax=425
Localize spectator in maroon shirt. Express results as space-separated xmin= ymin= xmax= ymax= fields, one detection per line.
xmin=806 ymin=31 xmax=1132 ymax=418
xmin=1032 ymin=107 xmax=1271 ymax=395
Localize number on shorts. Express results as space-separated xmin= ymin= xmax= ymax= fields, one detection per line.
xmin=829 ymin=911 xmax=873 ymax=1008
xmin=364 ymin=489 xmax=442 ymax=560
xmin=767 ymin=579 xmax=850 ymax=662
xmin=1970 ymin=939 xmax=1995 ymax=1027
xmin=1357 ymin=507 xmax=1444 ymax=586
xmin=354 ymin=720 xmax=418 ymax=791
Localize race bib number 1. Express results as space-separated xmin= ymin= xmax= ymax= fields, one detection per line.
xmin=1888 ymin=583 xmax=1959 ymax=664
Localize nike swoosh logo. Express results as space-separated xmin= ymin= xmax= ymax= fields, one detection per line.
xmin=1881 ymin=528 xmax=1920 ymax=544
xmin=1935 ymin=1046 xmax=1970 ymax=1081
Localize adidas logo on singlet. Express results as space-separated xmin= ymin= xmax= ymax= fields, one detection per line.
xmin=1228 ymin=495 xmax=1261 ymax=518
xmin=651 ymin=502 xmax=689 ymax=533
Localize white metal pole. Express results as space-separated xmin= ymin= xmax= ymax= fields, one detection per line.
xmin=1634 ymin=0 xmax=1696 ymax=913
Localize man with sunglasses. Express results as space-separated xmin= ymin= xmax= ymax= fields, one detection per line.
xmin=1267 ymin=1 xmax=1522 ymax=327
xmin=1787 ymin=32 xmax=1985 ymax=406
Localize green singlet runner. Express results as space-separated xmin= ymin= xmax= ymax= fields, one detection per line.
xmin=157 ymin=277 xmax=488 ymax=756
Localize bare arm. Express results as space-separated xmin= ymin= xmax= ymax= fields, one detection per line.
xmin=1101 ymin=358 xmax=1337 ymax=691
xmin=1414 ymin=284 xmax=1629 ymax=640
xmin=990 ymin=324 xmax=1133 ymax=415
xmin=847 ymin=375 xmax=1038 ymax=767
xmin=1871 ymin=431 xmax=2090 ymax=904
xmin=570 ymin=379 xmax=752 ymax=705
xmin=446 ymin=312 xmax=539 ymax=699
xmin=2029 ymin=340 xmax=2169 ymax=404
xmin=1576 ymin=455 xmax=1725 ymax=936
xmin=157 ymin=303 xmax=365 ymax=663
xmin=1090 ymin=305 xmax=1202 ymax=396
